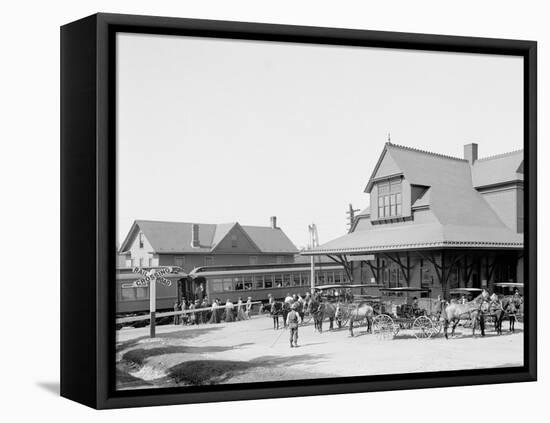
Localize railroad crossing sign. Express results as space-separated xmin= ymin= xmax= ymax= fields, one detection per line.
xmin=132 ymin=267 xmax=173 ymax=288
xmin=131 ymin=266 xmax=180 ymax=338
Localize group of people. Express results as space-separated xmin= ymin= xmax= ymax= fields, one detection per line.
xmin=173 ymin=296 xmax=254 ymax=326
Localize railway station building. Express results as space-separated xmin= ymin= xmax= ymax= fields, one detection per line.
xmin=118 ymin=216 xmax=298 ymax=272
xmin=302 ymin=142 xmax=524 ymax=300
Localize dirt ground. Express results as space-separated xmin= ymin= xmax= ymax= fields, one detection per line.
xmin=115 ymin=315 xmax=524 ymax=390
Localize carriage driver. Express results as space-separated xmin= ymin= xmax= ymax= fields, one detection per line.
xmin=287 ymin=302 xmax=302 ymax=348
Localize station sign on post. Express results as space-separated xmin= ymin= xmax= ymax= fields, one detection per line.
xmin=132 ymin=267 xmax=174 ymax=338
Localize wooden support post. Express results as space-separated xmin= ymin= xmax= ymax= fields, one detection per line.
xmin=150 ymin=276 xmax=156 ymax=338
xmin=310 ymin=255 xmax=315 ymax=294
xmin=382 ymin=252 xmax=411 ymax=286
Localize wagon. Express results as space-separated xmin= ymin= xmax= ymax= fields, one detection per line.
xmin=372 ymin=287 xmax=443 ymax=339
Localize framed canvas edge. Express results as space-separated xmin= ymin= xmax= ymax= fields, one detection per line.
xmin=61 ymin=12 xmax=537 ymax=410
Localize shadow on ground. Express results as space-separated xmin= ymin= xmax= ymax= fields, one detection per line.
xmin=116 ymin=351 xmax=329 ymax=390
xmin=167 ymin=353 xmax=328 ymax=386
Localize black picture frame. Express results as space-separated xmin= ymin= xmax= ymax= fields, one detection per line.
xmin=60 ymin=12 xmax=537 ymax=409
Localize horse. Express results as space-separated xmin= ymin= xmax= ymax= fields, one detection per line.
xmin=292 ymin=299 xmax=306 ymax=322
xmin=336 ymin=302 xmax=374 ymax=337
xmin=308 ymin=299 xmax=326 ymax=333
xmin=443 ymin=293 xmax=488 ymax=339
xmin=502 ymin=295 xmax=523 ymax=332
xmin=321 ymin=302 xmax=338 ymax=331
xmin=270 ymin=301 xmax=283 ymax=330
xmin=488 ymin=293 xmax=506 ymax=335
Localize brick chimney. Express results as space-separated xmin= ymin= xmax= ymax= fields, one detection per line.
xmin=191 ymin=223 xmax=200 ymax=247
xmin=464 ymin=143 xmax=478 ymax=164
xmin=270 ymin=216 xmax=278 ymax=229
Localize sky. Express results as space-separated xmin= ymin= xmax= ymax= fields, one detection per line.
xmin=116 ymin=33 xmax=523 ymax=249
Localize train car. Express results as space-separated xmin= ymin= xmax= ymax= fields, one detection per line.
xmin=115 ymin=267 xmax=186 ymax=315
xmin=115 ymin=262 xmax=350 ymax=316
xmin=186 ymin=262 xmax=348 ymax=303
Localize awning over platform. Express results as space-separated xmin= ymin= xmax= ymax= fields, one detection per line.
xmin=302 ymin=222 xmax=523 ymax=256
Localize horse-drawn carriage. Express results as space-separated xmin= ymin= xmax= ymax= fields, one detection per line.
xmin=448 ymin=285 xmax=524 ymax=335
xmin=493 ymin=282 xmax=524 ymax=325
xmin=371 ymin=288 xmax=443 ymax=339
xmin=448 ymin=288 xmax=485 ymax=329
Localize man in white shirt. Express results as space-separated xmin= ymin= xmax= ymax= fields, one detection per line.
xmin=286 ymin=303 xmax=302 ymax=348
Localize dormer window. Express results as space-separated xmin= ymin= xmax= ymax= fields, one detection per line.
xmin=378 ymin=178 xmax=402 ymax=218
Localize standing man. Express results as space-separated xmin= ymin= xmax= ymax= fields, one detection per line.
xmin=287 ymin=303 xmax=302 ymax=348
xmin=200 ymin=297 xmax=208 ymax=324
xmin=173 ymin=300 xmax=180 ymax=325
xmin=188 ymin=300 xmax=197 ymax=325
xmin=180 ymin=298 xmax=188 ymax=325
xmin=245 ymin=296 xmax=253 ymax=319
xmin=236 ymin=297 xmax=246 ymax=321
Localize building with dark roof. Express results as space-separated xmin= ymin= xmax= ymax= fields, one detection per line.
xmin=303 ymin=142 xmax=524 ymax=299
xmin=119 ymin=216 xmax=299 ymax=272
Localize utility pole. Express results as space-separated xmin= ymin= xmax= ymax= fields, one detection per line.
xmin=308 ymin=224 xmax=319 ymax=294
xmin=346 ymin=203 xmax=360 ymax=232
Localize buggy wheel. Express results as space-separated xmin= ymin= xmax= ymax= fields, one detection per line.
xmin=413 ymin=315 xmax=435 ymax=339
xmin=340 ymin=316 xmax=350 ymax=327
xmin=338 ymin=312 xmax=350 ymax=327
xmin=373 ymin=314 xmax=395 ymax=340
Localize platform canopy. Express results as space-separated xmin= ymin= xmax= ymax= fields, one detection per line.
xmin=301 ymin=222 xmax=523 ymax=256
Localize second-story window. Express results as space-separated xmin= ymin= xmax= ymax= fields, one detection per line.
xmin=231 ymin=234 xmax=238 ymax=248
xmin=139 ymin=232 xmax=144 ymax=248
xmin=205 ymin=256 xmax=214 ymax=267
xmin=175 ymin=256 xmax=185 ymax=268
xmin=378 ymin=179 xmax=402 ymax=218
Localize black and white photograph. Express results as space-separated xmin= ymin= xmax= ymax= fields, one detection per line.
xmin=4 ymin=0 xmax=547 ymax=419
xmin=114 ymin=32 xmax=527 ymax=390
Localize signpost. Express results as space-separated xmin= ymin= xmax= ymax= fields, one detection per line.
xmin=308 ymin=224 xmax=319 ymax=294
xmin=132 ymin=267 xmax=174 ymax=338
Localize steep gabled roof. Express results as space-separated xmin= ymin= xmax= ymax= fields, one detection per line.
xmin=119 ymin=220 xmax=298 ymax=254
xmin=241 ymin=225 xmax=299 ymax=253
xmin=471 ymin=149 xmax=524 ymax=188
xmin=304 ymin=142 xmax=524 ymax=255
xmin=120 ymin=220 xmax=216 ymax=253
xmin=211 ymin=222 xmax=238 ymax=247
xmin=370 ymin=143 xmax=508 ymax=227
